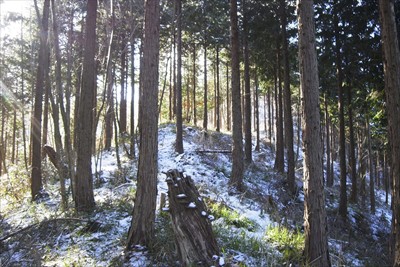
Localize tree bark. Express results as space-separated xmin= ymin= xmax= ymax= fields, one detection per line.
xmin=52 ymin=0 xmax=75 ymax=200
xmin=348 ymin=86 xmax=357 ymax=203
xmin=130 ymin=36 xmax=136 ymax=159
xmin=104 ymin=0 xmax=115 ymax=151
xmin=243 ymin=0 xmax=252 ymax=164
xmin=215 ymin=46 xmax=221 ymax=132
xmin=203 ymin=44 xmax=208 ymax=130
xmin=324 ymin=94 xmax=333 ymax=187
xmin=74 ymin=0 xmax=97 ymax=212
xmin=366 ymin=115 xmax=375 ymax=214
xmin=229 ymin=0 xmax=244 ymax=191
xmin=226 ymin=61 xmax=230 ymax=131
xmin=281 ymin=0 xmax=295 ymax=194
xmin=165 ymin=170 xmax=219 ymax=266
xmin=255 ymin=73 xmax=260 ymax=152
xmin=175 ymin=0 xmax=183 ymax=154
xmin=31 ymin=0 xmax=50 ymax=200
xmin=20 ymin=18 xmax=28 ymax=170
xmin=297 ymin=0 xmax=331 ymax=265
xmin=193 ymin=45 xmax=197 ymax=126
xmin=120 ymin=37 xmax=128 ymax=134
xmin=126 ymin=0 xmax=160 ymax=249
xmin=274 ymin=50 xmax=284 ymax=173
xmin=358 ymin=128 xmax=367 ymax=207
xmin=334 ymin=2 xmax=347 ymax=218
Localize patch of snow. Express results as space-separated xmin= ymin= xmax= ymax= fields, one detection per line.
xmin=187 ymin=202 xmax=196 ymax=208
xmin=219 ymin=256 xmax=225 ymax=266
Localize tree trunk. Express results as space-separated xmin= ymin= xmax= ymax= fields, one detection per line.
xmin=175 ymin=0 xmax=183 ymax=154
xmin=366 ymin=115 xmax=375 ymax=213
xmin=334 ymin=3 xmax=347 ymax=218
xmin=74 ymin=0 xmax=97 ymax=212
xmin=358 ymin=127 xmax=367 ymax=208
xmin=31 ymin=0 xmax=50 ymax=200
xmin=281 ymin=0 xmax=295 ymax=194
xmin=274 ymin=55 xmax=284 ymax=173
xmin=130 ymin=36 xmax=136 ymax=159
xmin=104 ymin=0 xmax=115 ymax=151
xmin=193 ymin=45 xmax=197 ymax=126
xmin=50 ymin=0 xmax=71 ymax=209
xmin=243 ymin=0 xmax=252 ymax=164
xmin=73 ymin=21 xmax=84 ymax=152
xmin=297 ymin=0 xmax=331 ymax=265
xmin=229 ymin=0 xmax=244 ymax=191
xmin=216 ymin=46 xmax=221 ymax=132
xmin=268 ymin=87 xmax=272 ymax=141
xmin=159 ymin=57 xmax=170 ymax=119
xmin=11 ymin=101 xmax=16 ymax=164
xmin=325 ymin=94 xmax=333 ymax=187
xmin=186 ymin=68 xmax=191 ymax=123
xmin=348 ymin=86 xmax=357 ymax=203
xmin=120 ymin=40 xmax=127 ymax=134
xmin=42 ymin=72 xmax=50 ymax=149
xmin=20 ymin=19 xmax=28 ymax=170
xmin=165 ymin=170 xmax=219 ymax=266
xmin=126 ymin=0 xmax=160 ymax=249
xmin=255 ymin=73 xmax=260 ymax=152
xmin=226 ymin=61 xmax=230 ymax=131
xmin=54 ymin=0 xmax=75 ymax=199
xmin=384 ymin=151 xmax=389 ymax=204
xmin=203 ymin=44 xmax=208 ymax=130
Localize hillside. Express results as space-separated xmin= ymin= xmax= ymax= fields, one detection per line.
xmin=0 ymin=123 xmax=392 ymax=266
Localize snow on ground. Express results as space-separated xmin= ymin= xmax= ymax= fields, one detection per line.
xmin=0 ymin=123 xmax=393 ymax=266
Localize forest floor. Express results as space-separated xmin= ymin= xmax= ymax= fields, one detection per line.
xmin=0 ymin=123 xmax=392 ymax=266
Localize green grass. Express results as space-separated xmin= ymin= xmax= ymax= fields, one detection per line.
xmin=265 ymin=225 xmax=305 ymax=265
xmin=151 ymin=210 xmax=178 ymax=265
xmin=213 ymin=225 xmax=276 ymax=266
xmin=207 ymin=200 xmax=257 ymax=231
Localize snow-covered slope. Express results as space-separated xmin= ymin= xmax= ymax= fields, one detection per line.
xmin=0 ymin=123 xmax=392 ymax=266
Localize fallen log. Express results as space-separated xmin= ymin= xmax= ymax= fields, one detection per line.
xmin=165 ymin=169 xmax=219 ymax=266
xmin=194 ymin=149 xmax=231 ymax=154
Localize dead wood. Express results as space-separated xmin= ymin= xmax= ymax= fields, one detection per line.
xmin=165 ymin=169 xmax=219 ymax=266
xmin=195 ymin=149 xmax=231 ymax=154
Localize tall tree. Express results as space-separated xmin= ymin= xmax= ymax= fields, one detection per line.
xmin=297 ymin=0 xmax=331 ymax=265
xmin=378 ymin=1 xmax=400 ymax=265
xmin=175 ymin=0 xmax=184 ymax=154
xmin=202 ymin=0 xmax=208 ymax=131
xmin=31 ymin=0 xmax=50 ymax=200
xmin=229 ymin=0 xmax=244 ymax=191
xmin=192 ymin=45 xmax=197 ymax=125
xmin=348 ymin=85 xmax=357 ymax=203
xmin=215 ymin=46 xmax=221 ymax=132
xmin=281 ymin=0 xmax=295 ymax=194
xmin=243 ymin=0 xmax=252 ymax=164
xmin=274 ymin=46 xmax=285 ymax=173
xmin=74 ymin=0 xmax=97 ymax=212
xmin=334 ymin=0 xmax=347 ymax=219
xmin=203 ymin=45 xmax=208 ymax=130
xmin=126 ymin=0 xmax=160 ymax=249
xmin=104 ymin=0 xmax=115 ymax=151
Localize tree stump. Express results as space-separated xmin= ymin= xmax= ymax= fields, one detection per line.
xmin=165 ymin=169 xmax=219 ymax=266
